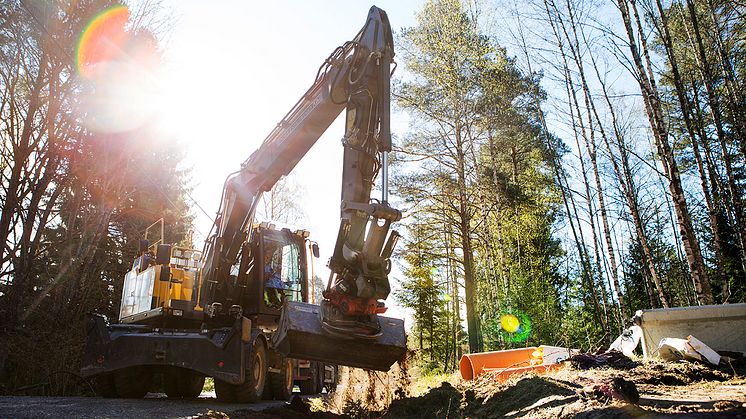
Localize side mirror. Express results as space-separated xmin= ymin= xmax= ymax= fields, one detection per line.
xmin=311 ymin=242 xmax=320 ymax=258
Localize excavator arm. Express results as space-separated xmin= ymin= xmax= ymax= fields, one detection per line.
xmin=199 ymin=7 xmax=405 ymax=371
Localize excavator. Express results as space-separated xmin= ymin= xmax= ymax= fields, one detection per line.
xmin=81 ymin=6 xmax=406 ymax=402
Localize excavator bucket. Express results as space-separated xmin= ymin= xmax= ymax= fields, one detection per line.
xmin=273 ymin=301 xmax=406 ymax=371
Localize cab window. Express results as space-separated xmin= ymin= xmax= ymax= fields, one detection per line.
xmin=263 ymin=235 xmax=303 ymax=305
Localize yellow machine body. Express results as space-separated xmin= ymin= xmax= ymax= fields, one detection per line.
xmin=119 ymin=245 xmax=203 ymax=323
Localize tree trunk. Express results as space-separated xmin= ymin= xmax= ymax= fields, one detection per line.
xmin=454 ymin=123 xmax=480 ymax=353
xmin=447 ymin=229 xmax=462 ymax=367
xmin=689 ymin=81 xmax=731 ymax=301
xmin=567 ymin=69 xmax=611 ymax=330
xmin=544 ymin=0 xmax=611 ymax=332
xmin=616 ymin=0 xmax=713 ymax=304
xmin=581 ymin=17 xmax=669 ymax=309
xmin=560 ymin=0 xmax=627 ymax=322
xmin=680 ymin=0 xmax=746 ymax=282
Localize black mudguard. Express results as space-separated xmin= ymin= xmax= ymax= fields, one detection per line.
xmin=80 ymin=314 xmax=246 ymax=384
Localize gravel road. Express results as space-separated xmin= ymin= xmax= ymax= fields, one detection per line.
xmin=0 ymin=392 xmax=292 ymax=418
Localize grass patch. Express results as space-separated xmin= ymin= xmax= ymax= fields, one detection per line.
xmin=203 ymin=377 xmax=215 ymax=393
xmin=308 ymin=397 xmax=326 ymax=412
xmin=409 ymin=371 xmax=461 ymax=397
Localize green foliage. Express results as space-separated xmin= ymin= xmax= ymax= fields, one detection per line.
xmin=0 ymin=0 xmax=191 ymax=394
xmin=395 ymin=222 xmax=457 ymax=374
xmin=394 ymin=0 xmax=567 ymax=365
xmin=624 ymin=235 xmax=693 ymax=311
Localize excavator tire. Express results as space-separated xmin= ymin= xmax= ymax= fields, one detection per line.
xmin=164 ymin=368 xmax=205 ymax=399
xmin=214 ymin=379 xmax=237 ymax=403
xmin=93 ymin=373 xmax=118 ymax=398
xmin=236 ymin=339 xmax=268 ymax=402
xmin=113 ymin=366 xmax=152 ymax=398
xmin=299 ymin=363 xmax=318 ymax=395
xmin=268 ymin=357 xmax=293 ymax=400
xmin=216 ymin=339 xmax=268 ymax=403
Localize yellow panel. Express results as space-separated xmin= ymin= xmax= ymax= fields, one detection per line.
xmin=170 ymin=268 xmax=185 ymax=282
xmin=181 ymin=270 xmax=195 ymax=300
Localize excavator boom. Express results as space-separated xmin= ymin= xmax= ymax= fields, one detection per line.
xmin=199 ymin=6 xmax=405 ymax=371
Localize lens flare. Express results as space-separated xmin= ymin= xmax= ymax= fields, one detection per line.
xmin=75 ymin=5 xmax=162 ymax=133
xmin=76 ymin=5 xmax=130 ymax=78
xmin=497 ymin=310 xmax=532 ymax=343
xmin=500 ymin=313 xmax=520 ymax=333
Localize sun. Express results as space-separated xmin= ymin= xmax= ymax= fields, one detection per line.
xmin=75 ymin=5 xmax=165 ymax=135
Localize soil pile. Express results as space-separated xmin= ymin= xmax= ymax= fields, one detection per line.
xmin=327 ymin=350 xmax=413 ymax=415
xmin=374 ymin=359 xmax=746 ymax=418
xmin=204 ymin=358 xmax=745 ymax=418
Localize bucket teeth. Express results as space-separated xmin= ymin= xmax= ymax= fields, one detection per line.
xmin=319 ymin=299 xmax=382 ymax=339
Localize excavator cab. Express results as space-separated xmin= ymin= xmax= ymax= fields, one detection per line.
xmin=233 ymin=224 xmax=310 ymax=326
xmin=260 ymin=228 xmax=306 ymax=308
xmin=218 ymin=222 xmax=406 ymax=371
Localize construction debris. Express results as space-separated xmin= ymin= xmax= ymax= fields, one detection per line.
xmin=608 ymin=304 xmax=744 ymax=369
xmin=580 ymin=376 xmax=640 ymax=404
xmin=570 ymin=350 xmax=637 ymax=370
xmin=637 ymin=303 xmax=746 ymax=359
xmin=658 ymin=335 xmax=721 ymax=366
xmin=609 ymin=325 xmax=642 ymax=357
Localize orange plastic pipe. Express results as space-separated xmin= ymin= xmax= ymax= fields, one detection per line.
xmin=483 ymin=363 xmax=563 ymax=383
xmin=459 ymin=347 xmax=537 ymax=380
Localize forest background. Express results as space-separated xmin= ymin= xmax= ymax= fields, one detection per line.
xmin=1 ymin=0 xmax=744 ymax=393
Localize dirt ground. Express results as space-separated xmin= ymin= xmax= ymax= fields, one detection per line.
xmin=243 ymin=356 xmax=746 ymax=419
xmin=2 ymin=356 xmax=743 ymax=418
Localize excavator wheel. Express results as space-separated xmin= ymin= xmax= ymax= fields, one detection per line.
xmin=215 ymin=339 xmax=268 ymax=403
xmin=214 ymin=379 xmax=237 ymax=403
xmin=236 ymin=339 xmax=268 ymax=402
xmin=113 ymin=366 xmax=152 ymax=398
xmin=268 ymin=357 xmax=293 ymax=400
xmin=164 ymin=368 xmax=205 ymax=399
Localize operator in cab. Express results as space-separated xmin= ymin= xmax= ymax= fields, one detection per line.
xmin=264 ymin=244 xmax=287 ymax=307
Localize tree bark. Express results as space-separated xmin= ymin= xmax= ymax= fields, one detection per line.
xmin=616 ymin=0 xmax=713 ymax=304
xmin=680 ymin=0 xmax=746 ymax=282
xmin=454 ymin=122 xmax=481 ymax=353
xmin=559 ymin=0 xmax=627 ymax=321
